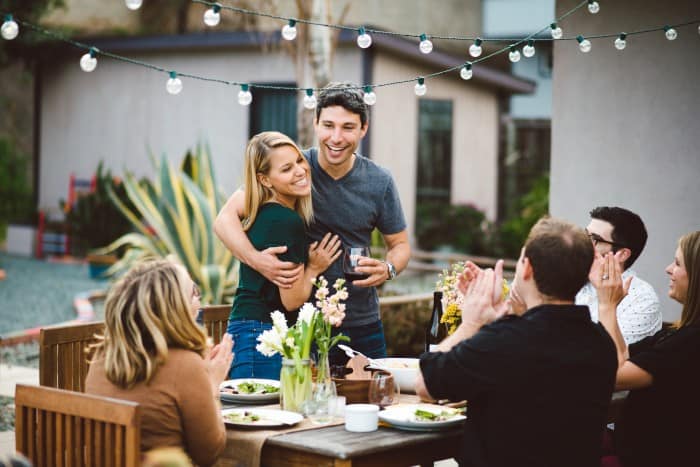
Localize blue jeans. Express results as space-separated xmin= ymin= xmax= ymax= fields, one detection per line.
xmin=227 ymin=319 xmax=282 ymax=379
xmin=328 ymin=320 xmax=387 ymax=367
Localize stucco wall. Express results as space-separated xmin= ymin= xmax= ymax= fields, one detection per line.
xmin=551 ymin=0 xmax=700 ymax=321
xmin=38 ymin=47 xmax=362 ymax=210
xmin=371 ymin=52 xmax=500 ymax=243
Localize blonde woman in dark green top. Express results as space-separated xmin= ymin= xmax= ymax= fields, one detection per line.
xmin=225 ymin=131 xmax=340 ymax=379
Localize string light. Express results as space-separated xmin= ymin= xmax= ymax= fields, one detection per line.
xmin=614 ymin=33 xmax=627 ymax=50
xmin=4 ymin=6 xmax=698 ymax=102
xmin=238 ymin=84 xmax=252 ymax=105
xmin=550 ymin=22 xmax=563 ymax=39
xmin=303 ymin=89 xmax=317 ymax=109
xmin=357 ymin=26 xmax=372 ymax=49
xmin=166 ymin=71 xmax=183 ymax=95
xmin=203 ymin=3 xmax=222 ymax=27
xmin=587 ymin=1 xmax=600 ymax=14
xmin=282 ymin=19 xmax=297 ymax=41
xmin=460 ymin=62 xmax=473 ymax=80
xmin=124 ymin=0 xmax=143 ymax=11
xmin=523 ymin=40 xmax=536 ymax=58
xmin=469 ymin=37 xmax=483 ymax=57
xmin=1 ymin=14 xmax=18 ymax=40
xmin=577 ymin=35 xmax=592 ymax=53
xmin=664 ymin=26 xmax=678 ymax=40
xmin=419 ymin=34 xmax=433 ymax=54
xmin=363 ymin=86 xmax=376 ymax=105
xmin=79 ymin=48 xmax=98 ymax=72
xmin=414 ymin=77 xmax=427 ymax=96
xmin=508 ymin=45 xmax=521 ymax=63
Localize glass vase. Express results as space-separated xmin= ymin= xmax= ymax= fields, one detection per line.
xmin=315 ymin=351 xmax=331 ymax=385
xmin=280 ymin=358 xmax=312 ymax=414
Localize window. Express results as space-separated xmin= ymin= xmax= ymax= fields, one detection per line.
xmin=249 ymin=84 xmax=297 ymax=141
xmin=416 ymin=99 xmax=452 ymax=204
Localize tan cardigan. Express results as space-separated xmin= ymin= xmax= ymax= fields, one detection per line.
xmin=86 ymin=348 xmax=226 ymax=466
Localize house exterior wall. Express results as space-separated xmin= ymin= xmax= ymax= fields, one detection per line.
xmin=551 ymin=0 xmax=700 ymax=321
xmin=37 ymin=47 xmax=362 ymax=210
xmin=371 ymin=52 xmax=500 ymax=244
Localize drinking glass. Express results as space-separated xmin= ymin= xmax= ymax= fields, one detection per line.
xmin=304 ymin=380 xmax=337 ymax=425
xmin=343 ymin=246 xmax=371 ymax=282
xmin=368 ymin=371 xmax=397 ymax=408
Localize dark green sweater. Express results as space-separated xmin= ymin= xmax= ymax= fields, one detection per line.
xmin=230 ymin=203 xmax=308 ymax=323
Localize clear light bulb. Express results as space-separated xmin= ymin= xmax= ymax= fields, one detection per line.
xmin=523 ymin=41 xmax=535 ymax=58
xmin=303 ymin=91 xmax=317 ymax=110
xmin=357 ymin=33 xmax=372 ymax=48
xmin=587 ymin=1 xmax=600 ymax=14
xmin=203 ymin=7 xmax=221 ymax=27
xmin=80 ymin=52 xmax=97 ymax=72
xmin=414 ymin=81 xmax=427 ymax=96
xmin=282 ymin=21 xmax=297 ymax=41
xmin=1 ymin=17 xmax=19 ymax=40
xmin=460 ymin=64 xmax=472 ymax=80
xmin=363 ymin=90 xmax=376 ymax=106
xmin=614 ymin=34 xmax=627 ymax=50
xmin=578 ymin=37 xmax=592 ymax=53
xmin=469 ymin=38 xmax=483 ymax=57
xmin=166 ymin=73 xmax=183 ymax=95
xmin=508 ymin=48 xmax=521 ymax=63
xmin=238 ymin=90 xmax=252 ymax=106
xmin=419 ymin=34 xmax=433 ymax=54
xmin=550 ymin=24 xmax=563 ymax=40
xmin=125 ymin=0 xmax=143 ymax=11
xmin=665 ymin=27 xmax=677 ymax=41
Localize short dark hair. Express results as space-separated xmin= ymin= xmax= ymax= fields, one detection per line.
xmin=315 ymin=82 xmax=369 ymax=127
xmin=589 ymin=206 xmax=647 ymax=269
xmin=524 ymin=217 xmax=594 ymax=301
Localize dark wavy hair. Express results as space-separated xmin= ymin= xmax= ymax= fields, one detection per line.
xmin=590 ymin=206 xmax=647 ymax=269
xmin=315 ymin=82 xmax=369 ymax=127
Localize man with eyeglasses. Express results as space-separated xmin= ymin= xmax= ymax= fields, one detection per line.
xmin=576 ymin=206 xmax=661 ymax=344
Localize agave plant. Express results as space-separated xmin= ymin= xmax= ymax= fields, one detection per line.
xmin=96 ymin=145 xmax=238 ymax=304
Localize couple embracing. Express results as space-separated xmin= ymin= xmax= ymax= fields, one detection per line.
xmin=214 ymin=83 xmax=411 ymax=379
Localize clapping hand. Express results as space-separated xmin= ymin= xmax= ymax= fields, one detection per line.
xmin=459 ymin=266 xmax=509 ymax=330
xmin=591 ymin=251 xmax=632 ymax=310
xmin=207 ymin=333 xmax=234 ymax=396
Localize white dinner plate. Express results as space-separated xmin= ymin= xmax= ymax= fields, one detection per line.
xmin=221 ymin=408 xmax=303 ymax=428
xmin=219 ymin=378 xmax=280 ymax=404
xmin=378 ymin=404 xmax=466 ymax=432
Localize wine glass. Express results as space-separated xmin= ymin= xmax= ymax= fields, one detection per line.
xmin=368 ymin=371 xmax=397 ymax=408
xmin=343 ymin=246 xmax=371 ymax=282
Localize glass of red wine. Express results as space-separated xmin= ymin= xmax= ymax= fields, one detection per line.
xmin=343 ymin=246 xmax=371 ymax=282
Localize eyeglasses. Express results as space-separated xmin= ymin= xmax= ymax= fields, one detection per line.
xmin=586 ymin=230 xmax=625 ymax=250
xmin=192 ymin=283 xmax=201 ymax=300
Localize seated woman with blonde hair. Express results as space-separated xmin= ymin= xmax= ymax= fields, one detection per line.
xmin=85 ymin=259 xmax=232 ymax=467
xmin=595 ymin=230 xmax=700 ymax=467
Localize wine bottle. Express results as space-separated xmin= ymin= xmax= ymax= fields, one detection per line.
xmin=425 ymin=291 xmax=446 ymax=353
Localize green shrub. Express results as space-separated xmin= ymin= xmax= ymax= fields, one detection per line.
xmin=0 ymin=138 xmax=33 ymax=231
xmin=497 ymin=174 xmax=549 ymax=257
xmin=415 ymin=202 xmax=493 ymax=255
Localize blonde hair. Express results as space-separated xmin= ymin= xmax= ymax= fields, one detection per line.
xmin=677 ymin=231 xmax=700 ymax=328
xmin=242 ymin=131 xmax=313 ymax=230
xmin=92 ymin=259 xmax=208 ymax=388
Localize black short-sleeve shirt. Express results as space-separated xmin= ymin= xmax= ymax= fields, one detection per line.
xmin=230 ymin=203 xmax=308 ymax=323
xmin=616 ymin=325 xmax=700 ymax=467
xmin=420 ymin=305 xmax=617 ymax=467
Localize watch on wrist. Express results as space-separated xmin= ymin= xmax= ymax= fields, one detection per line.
xmin=385 ymin=261 xmax=397 ymax=280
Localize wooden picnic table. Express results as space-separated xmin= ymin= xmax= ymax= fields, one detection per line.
xmin=216 ymin=394 xmax=461 ymax=467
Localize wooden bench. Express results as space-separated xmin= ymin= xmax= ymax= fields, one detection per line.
xmin=15 ymin=384 xmax=141 ymax=467
xmin=40 ymin=321 xmax=105 ymax=392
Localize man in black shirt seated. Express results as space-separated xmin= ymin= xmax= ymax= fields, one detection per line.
xmin=417 ymin=217 xmax=617 ymax=467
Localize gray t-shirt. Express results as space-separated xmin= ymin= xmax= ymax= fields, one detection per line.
xmin=304 ymin=148 xmax=407 ymax=327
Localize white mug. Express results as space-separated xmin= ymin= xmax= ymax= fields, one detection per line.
xmin=344 ymin=404 xmax=379 ymax=432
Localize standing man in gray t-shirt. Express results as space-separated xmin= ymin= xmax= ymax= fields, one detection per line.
xmin=214 ymin=82 xmax=411 ymax=364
